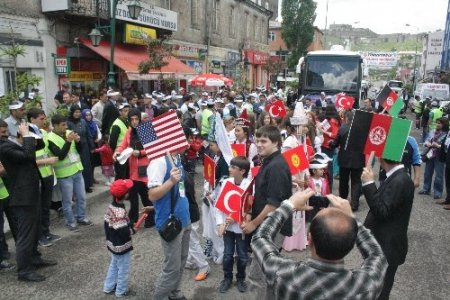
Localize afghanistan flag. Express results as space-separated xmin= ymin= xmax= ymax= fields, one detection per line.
xmin=376 ymin=85 xmax=399 ymax=112
xmin=388 ymin=96 xmax=404 ymax=117
xmin=344 ymin=110 xmax=412 ymax=162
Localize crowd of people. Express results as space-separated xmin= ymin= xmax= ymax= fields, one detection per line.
xmin=0 ymin=82 xmax=447 ymax=299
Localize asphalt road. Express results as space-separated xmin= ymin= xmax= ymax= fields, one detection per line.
xmin=0 ymin=115 xmax=449 ymax=300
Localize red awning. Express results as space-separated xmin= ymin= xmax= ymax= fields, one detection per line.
xmin=80 ymin=38 xmax=196 ymax=80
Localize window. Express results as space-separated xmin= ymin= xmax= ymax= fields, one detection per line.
xmin=269 ymin=31 xmax=275 ymax=42
xmin=253 ymin=16 xmax=257 ymax=41
xmin=160 ymin=0 xmax=170 ymax=9
xmin=261 ymin=20 xmax=267 ymax=43
xmin=191 ymin=0 xmax=199 ymax=29
xmin=4 ymin=69 xmax=29 ymax=94
xmin=212 ymin=0 xmax=219 ymax=33
xmin=229 ymin=7 xmax=235 ymax=37
xmin=245 ymin=12 xmax=250 ymax=38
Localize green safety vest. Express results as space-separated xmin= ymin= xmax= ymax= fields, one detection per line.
xmin=48 ymin=130 xmax=83 ymax=179
xmin=429 ymin=108 xmax=443 ymax=130
xmin=201 ymin=109 xmax=213 ymax=136
xmin=110 ymin=118 xmax=128 ymax=148
xmin=36 ymin=129 xmax=53 ymax=178
xmin=0 ymin=177 xmax=9 ymax=200
xmin=414 ymin=100 xmax=423 ymax=114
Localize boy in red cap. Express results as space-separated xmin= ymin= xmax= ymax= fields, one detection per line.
xmin=103 ymin=179 xmax=136 ymax=297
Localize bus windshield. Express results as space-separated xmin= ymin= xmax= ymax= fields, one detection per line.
xmin=305 ymin=56 xmax=360 ymax=92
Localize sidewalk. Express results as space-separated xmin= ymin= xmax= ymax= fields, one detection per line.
xmin=3 ymin=170 xmax=110 ymax=238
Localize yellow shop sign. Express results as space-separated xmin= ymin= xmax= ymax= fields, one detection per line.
xmin=124 ymin=24 xmax=156 ymax=45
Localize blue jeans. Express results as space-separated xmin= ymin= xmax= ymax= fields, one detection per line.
xmin=59 ymin=171 xmax=86 ymax=226
xmin=423 ymin=157 xmax=444 ymax=197
xmin=223 ymin=230 xmax=248 ymax=280
xmin=103 ymin=251 xmax=131 ymax=296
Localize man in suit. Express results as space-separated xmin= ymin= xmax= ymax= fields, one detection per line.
xmin=361 ymin=157 xmax=414 ymax=299
xmin=101 ymin=90 xmax=121 ymax=134
xmin=333 ymin=110 xmax=365 ymax=211
xmin=0 ymin=122 xmax=57 ymax=282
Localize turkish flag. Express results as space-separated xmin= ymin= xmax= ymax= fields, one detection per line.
xmin=215 ymin=181 xmax=244 ymax=223
xmin=251 ymin=166 xmax=261 ymax=178
xmin=282 ymin=145 xmax=309 ymax=175
xmin=203 ymin=155 xmax=216 ymax=188
xmin=265 ymin=100 xmax=287 ymax=118
xmin=335 ymin=93 xmax=355 ymax=110
xmin=363 ymin=113 xmax=392 ymax=157
xmin=231 ymin=143 xmax=246 ymax=157
xmin=240 ymin=177 xmax=255 ymax=223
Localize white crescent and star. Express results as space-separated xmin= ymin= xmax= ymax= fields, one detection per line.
xmin=223 ymin=190 xmax=241 ymax=213
xmin=336 ymin=96 xmax=346 ymax=108
xmin=269 ymin=105 xmax=280 ymax=117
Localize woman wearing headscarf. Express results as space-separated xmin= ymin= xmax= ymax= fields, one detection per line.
xmin=114 ymin=108 xmax=154 ymax=227
xmin=82 ymin=109 xmax=102 ymax=184
xmin=67 ymin=105 xmax=94 ymax=192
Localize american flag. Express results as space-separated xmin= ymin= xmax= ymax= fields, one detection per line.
xmin=136 ymin=111 xmax=188 ymax=161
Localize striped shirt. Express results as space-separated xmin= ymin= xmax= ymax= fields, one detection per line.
xmin=252 ymin=201 xmax=388 ymax=300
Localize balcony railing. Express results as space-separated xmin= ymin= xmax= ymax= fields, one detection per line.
xmin=67 ymin=0 xmax=109 ymax=19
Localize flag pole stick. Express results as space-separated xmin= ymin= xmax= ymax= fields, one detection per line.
xmin=380 ymin=107 xmax=387 ymax=114
xmin=166 ymin=151 xmax=176 ymax=168
xmin=367 ymin=151 xmax=375 ymax=170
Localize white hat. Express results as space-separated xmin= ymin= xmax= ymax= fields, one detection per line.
xmin=234 ymin=95 xmax=243 ymax=102
xmin=206 ymin=99 xmax=215 ymax=106
xmin=118 ymin=103 xmax=130 ymax=110
xmin=249 ymin=93 xmax=258 ymax=98
xmin=200 ymin=100 xmax=207 ymax=106
xmin=9 ymin=101 xmax=24 ymax=110
xmin=214 ymin=98 xmax=224 ymax=104
xmin=107 ymin=89 xmax=120 ymax=97
xmin=314 ymin=152 xmax=332 ymax=164
xmin=202 ymin=92 xmax=209 ymax=96
xmin=188 ymin=103 xmax=199 ymax=111
xmin=309 ymin=159 xmax=328 ymax=169
xmin=290 ymin=102 xmax=308 ymax=126
xmin=162 ymin=95 xmax=171 ymax=101
xmin=144 ymin=93 xmax=152 ymax=98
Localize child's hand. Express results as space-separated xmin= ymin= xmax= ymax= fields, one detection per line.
xmin=218 ymin=224 xmax=226 ymax=237
xmin=225 ymin=216 xmax=235 ymax=225
xmin=140 ymin=206 xmax=154 ymax=215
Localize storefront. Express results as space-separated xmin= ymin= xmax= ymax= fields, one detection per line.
xmin=243 ymin=50 xmax=270 ymax=89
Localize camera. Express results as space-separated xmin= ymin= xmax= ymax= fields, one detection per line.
xmin=308 ymin=196 xmax=330 ymax=208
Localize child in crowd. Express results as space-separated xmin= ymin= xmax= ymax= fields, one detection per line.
xmin=306 ymin=154 xmax=331 ymax=221
xmin=94 ymin=134 xmax=115 ymax=186
xmin=216 ymin=156 xmax=251 ymax=293
xmin=184 ymin=129 xmax=202 ymax=174
xmin=103 ymin=179 xmax=135 ymax=297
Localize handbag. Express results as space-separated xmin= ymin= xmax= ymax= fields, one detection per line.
xmin=158 ymin=186 xmax=182 ymax=242
xmin=137 ymin=165 xmax=147 ymax=177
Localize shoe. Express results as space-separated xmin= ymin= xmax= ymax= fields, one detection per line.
xmin=38 ymin=237 xmax=53 ymax=247
xmin=444 ymin=204 xmax=450 ymax=210
xmin=77 ymin=219 xmax=93 ymax=226
xmin=67 ymin=224 xmax=79 ymax=232
xmin=116 ymin=289 xmax=136 ymax=297
xmin=434 ymin=195 xmax=442 ymax=200
xmin=143 ymin=221 xmax=155 ymax=228
xmin=93 ymin=179 xmax=100 ymax=184
xmin=46 ymin=233 xmax=62 ymax=242
xmin=194 ymin=269 xmax=210 ymax=281
xmin=1 ymin=251 xmax=11 ymax=260
xmin=32 ymin=258 xmax=57 ymax=268
xmin=436 ymin=199 xmax=450 ymax=205
xmin=0 ymin=260 xmax=14 ymax=270
xmin=418 ymin=190 xmax=430 ymax=195
xmin=219 ymin=278 xmax=232 ymax=293
xmin=18 ymin=272 xmax=45 ymax=282
xmin=184 ymin=262 xmax=197 ymax=270
xmin=236 ymin=280 xmax=248 ymax=293
xmin=86 ymin=188 xmax=93 ymax=193
xmin=168 ymin=296 xmax=187 ymax=300
xmin=104 ymin=284 xmax=116 ymax=294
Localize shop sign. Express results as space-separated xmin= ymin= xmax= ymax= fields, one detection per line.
xmin=115 ymin=1 xmax=178 ymax=32
xmin=55 ymin=57 xmax=70 ymax=75
xmin=172 ymin=44 xmax=205 ymax=59
xmin=124 ymin=24 xmax=156 ymax=45
xmin=227 ymin=51 xmax=240 ymax=63
xmin=244 ymin=50 xmax=269 ymax=65
xmin=183 ymin=60 xmax=203 ymax=73
xmin=69 ymin=71 xmax=103 ymax=81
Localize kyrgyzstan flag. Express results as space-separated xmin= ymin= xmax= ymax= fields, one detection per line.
xmin=215 ymin=181 xmax=244 ymax=223
xmin=376 ymin=85 xmax=399 ymax=112
xmin=335 ymin=93 xmax=355 ymax=110
xmin=203 ymin=155 xmax=216 ymax=188
xmin=282 ymin=145 xmax=309 ymax=175
xmin=265 ymin=100 xmax=287 ymax=118
xmin=231 ymin=143 xmax=246 ymax=157
xmin=345 ymin=110 xmax=412 ymax=161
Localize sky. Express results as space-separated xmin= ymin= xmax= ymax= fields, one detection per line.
xmin=278 ymin=0 xmax=449 ymax=34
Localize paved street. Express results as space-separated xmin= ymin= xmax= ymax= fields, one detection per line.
xmin=1 ymin=123 xmax=449 ymax=300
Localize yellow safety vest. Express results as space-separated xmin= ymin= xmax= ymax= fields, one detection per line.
xmin=201 ymin=109 xmax=213 ymax=136
xmin=36 ymin=129 xmax=53 ymax=178
xmin=48 ymin=130 xmax=83 ymax=178
xmin=0 ymin=177 xmax=9 ymax=200
xmin=110 ymin=118 xmax=128 ymax=148
xmin=429 ymin=108 xmax=443 ymax=130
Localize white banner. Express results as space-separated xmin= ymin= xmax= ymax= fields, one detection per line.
xmin=361 ymin=52 xmax=398 ymax=68
xmin=115 ymin=1 xmax=178 ymax=32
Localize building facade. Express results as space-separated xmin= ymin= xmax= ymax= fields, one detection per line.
xmin=421 ymin=31 xmax=444 ymax=81
xmin=441 ymin=0 xmax=450 ymax=71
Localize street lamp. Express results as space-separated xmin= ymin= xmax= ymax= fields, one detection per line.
xmin=89 ymin=0 xmax=143 ymax=88
xmin=406 ymin=23 xmax=420 ymax=94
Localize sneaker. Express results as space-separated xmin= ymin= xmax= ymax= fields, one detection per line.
xmin=0 ymin=260 xmax=14 ymax=270
xmin=194 ymin=268 xmax=210 ymax=281
xmin=418 ymin=190 xmax=430 ymax=195
xmin=46 ymin=233 xmax=62 ymax=242
xmin=77 ymin=219 xmax=93 ymax=226
xmin=38 ymin=237 xmax=53 ymax=247
xmin=116 ymin=290 xmax=136 ymax=298
xmin=67 ymin=224 xmax=79 ymax=232
xmin=219 ymin=278 xmax=232 ymax=293
xmin=236 ymin=280 xmax=248 ymax=293
xmin=184 ymin=262 xmax=197 ymax=270
xmin=104 ymin=284 xmax=116 ymax=294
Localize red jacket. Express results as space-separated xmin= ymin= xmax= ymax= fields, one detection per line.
xmin=94 ymin=144 xmax=114 ymax=166
xmin=116 ymin=128 xmax=149 ymax=183
xmin=322 ymin=118 xmax=339 ymax=150
xmin=186 ymin=136 xmax=202 ymax=160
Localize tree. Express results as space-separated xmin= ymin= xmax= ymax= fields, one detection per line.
xmin=281 ymin=0 xmax=317 ymax=68
xmin=138 ymin=37 xmax=173 ymax=74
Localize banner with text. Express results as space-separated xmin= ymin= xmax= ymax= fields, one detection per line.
xmin=361 ymin=52 xmax=398 ymax=69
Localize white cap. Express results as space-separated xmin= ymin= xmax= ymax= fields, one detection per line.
xmin=162 ymin=95 xmax=171 ymax=101
xmin=9 ymin=101 xmax=24 ymax=110
xmin=107 ymin=89 xmax=120 ymax=97
xmin=214 ymin=98 xmax=224 ymax=104
xmin=290 ymin=102 xmax=308 ymax=126
xmin=188 ymin=103 xmax=199 ymax=111
xmin=202 ymin=92 xmax=209 ymax=96
xmin=118 ymin=103 xmax=130 ymax=110
xmin=200 ymin=100 xmax=207 ymax=106
xmin=249 ymin=93 xmax=258 ymax=98
xmin=206 ymin=99 xmax=215 ymax=105
xmin=144 ymin=93 xmax=152 ymax=98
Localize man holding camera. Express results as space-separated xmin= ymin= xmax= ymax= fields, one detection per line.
xmin=251 ymin=189 xmax=388 ymax=299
